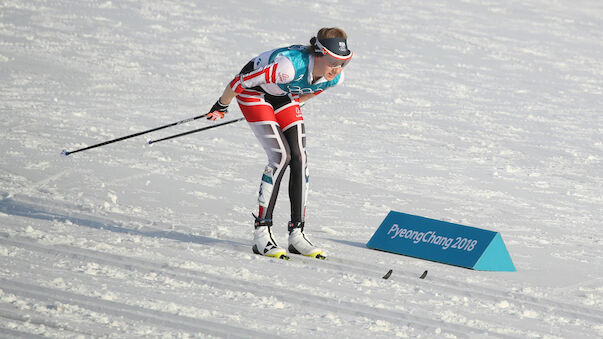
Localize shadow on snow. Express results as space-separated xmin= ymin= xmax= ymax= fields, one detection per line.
xmin=0 ymin=196 xmax=245 ymax=247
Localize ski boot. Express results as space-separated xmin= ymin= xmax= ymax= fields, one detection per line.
xmin=252 ymin=217 xmax=289 ymax=260
xmin=288 ymin=221 xmax=325 ymax=259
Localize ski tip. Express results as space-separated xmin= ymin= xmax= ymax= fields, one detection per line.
xmin=419 ymin=270 xmax=428 ymax=279
xmin=382 ymin=269 xmax=393 ymax=279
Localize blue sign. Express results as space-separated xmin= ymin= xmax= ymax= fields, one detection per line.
xmin=367 ymin=211 xmax=515 ymax=271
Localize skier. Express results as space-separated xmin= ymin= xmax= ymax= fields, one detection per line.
xmin=207 ymin=27 xmax=352 ymax=259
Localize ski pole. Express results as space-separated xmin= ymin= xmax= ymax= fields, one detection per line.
xmin=62 ymin=113 xmax=210 ymax=156
xmin=148 ymin=117 xmax=245 ymax=145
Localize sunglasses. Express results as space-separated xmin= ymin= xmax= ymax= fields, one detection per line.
xmin=325 ymin=55 xmax=352 ymax=68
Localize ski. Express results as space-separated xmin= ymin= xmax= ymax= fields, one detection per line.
xmin=252 ymin=251 xmax=327 ymax=261
xmin=290 ymin=253 xmax=326 ymax=260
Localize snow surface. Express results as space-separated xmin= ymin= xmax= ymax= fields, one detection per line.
xmin=1 ymin=0 xmax=602 ymax=337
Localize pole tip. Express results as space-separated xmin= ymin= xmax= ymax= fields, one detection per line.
xmin=61 ymin=149 xmax=70 ymax=157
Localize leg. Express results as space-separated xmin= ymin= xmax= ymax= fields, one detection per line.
xmin=236 ymin=90 xmax=293 ymax=221
xmin=274 ymin=105 xmax=323 ymax=259
xmin=273 ymin=101 xmax=307 ymax=222
xmin=247 ymin=123 xmax=290 ymax=259
xmin=237 ymin=92 xmax=292 ymax=258
xmin=248 ymin=121 xmax=291 ymax=221
xmin=283 ymin=121 xmax=308 ymax=223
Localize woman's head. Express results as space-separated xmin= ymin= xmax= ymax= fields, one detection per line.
xmin=309 ymin=27 xmax=353 ymax=80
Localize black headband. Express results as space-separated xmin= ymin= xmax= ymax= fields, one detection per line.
xmin=313 ymin=37 xmax=352 ymax=57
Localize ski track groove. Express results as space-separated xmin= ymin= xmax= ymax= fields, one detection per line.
xmin=0 ymin=232 xmax=596 ymax=338
xmin=0 ymin=303 xmax=95 ymax=338
xmin=1 ymin=234 xmax=496 ymax=338
xmin=2 ymin=196 xmax=601 ymax=337
xmin=0 ymin=278 xmax=269 ymax=339
xmin=0 ymin=327 xmax=46 ymax=339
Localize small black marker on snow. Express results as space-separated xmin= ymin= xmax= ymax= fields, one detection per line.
xmin=382 ymin=269 xmax=393 ymax=279
xmin=419 ymin=270 xmax=428 ymax=279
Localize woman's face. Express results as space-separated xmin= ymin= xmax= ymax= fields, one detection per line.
xmin=314 ymin=55 xmax=344 ymax=81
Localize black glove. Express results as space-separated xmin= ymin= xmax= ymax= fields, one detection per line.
xmin=207 ymin=99 xmax=229 ymax=120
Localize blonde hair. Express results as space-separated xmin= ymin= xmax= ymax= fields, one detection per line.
xmin=307 ymin=27 xmax=348 ymax=55
xmin=317 ymin=27 xmax=348 ymax=40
